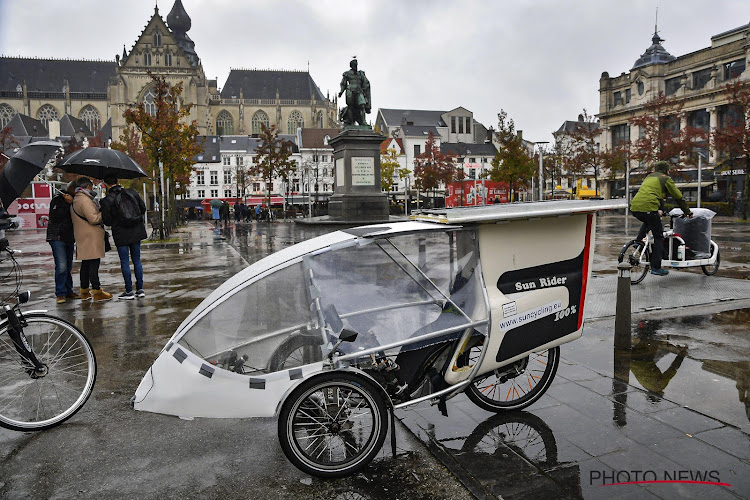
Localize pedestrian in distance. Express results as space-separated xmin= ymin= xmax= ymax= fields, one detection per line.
xmin=100 ymin=176 xmax=148 ymax=300
xmin=70 ymin=177 xmax=112 ymax=302
xmin=46 ymin=181 xmax=79 ymax=304
xmin=220 ymin=200 xmax=230 ymax=228
xmin=630 ymin=160 xmax=693 ymax=276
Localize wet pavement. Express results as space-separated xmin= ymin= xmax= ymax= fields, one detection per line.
xmin=1 ymin=213 xmax=749 ymax=499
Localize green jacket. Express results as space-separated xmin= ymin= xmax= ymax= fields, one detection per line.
xmin=630 ymin=172 xmax=690 ymax=214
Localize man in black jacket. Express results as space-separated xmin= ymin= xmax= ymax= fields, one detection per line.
xmin=101 ymin=176 xmax=148 ymax=300
xmin=46 ymin=181 xmax=79 ymax=303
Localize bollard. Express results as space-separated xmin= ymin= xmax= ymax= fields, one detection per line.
xmin=614 ymin=261 xmax=632 ymax=350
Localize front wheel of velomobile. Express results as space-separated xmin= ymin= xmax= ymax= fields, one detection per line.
xmin=618 ymin=240 xmax=649 ymax=284
xmin=465 ymin=346 xmax=559 ymax=412
xmin=702 ymin=248 xmax=720 ymax=276
xmin=0 ymin=313 xmax=97 ymax=431
xmin=278 ymin=371 xmax=388 ymax=478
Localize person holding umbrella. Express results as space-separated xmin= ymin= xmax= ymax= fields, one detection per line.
xmin=71 ymin=177 xmax=112 ymax=302
xmin=46 ymin=181 xmax=79 ymax=304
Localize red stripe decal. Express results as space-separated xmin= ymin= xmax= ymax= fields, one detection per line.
xmin=577 ymin=214 xmax=593 ymax=330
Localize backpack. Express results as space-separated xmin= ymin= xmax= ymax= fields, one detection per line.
xmin=115 ymin=189 xmax=142 ymax=227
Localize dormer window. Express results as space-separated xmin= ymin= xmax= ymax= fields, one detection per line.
xmin=153 ymin=31 xmax=162 ymax=47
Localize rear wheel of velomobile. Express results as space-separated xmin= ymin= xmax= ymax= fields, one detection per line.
xmin=278 ymin=371 xmax=388 ymax=478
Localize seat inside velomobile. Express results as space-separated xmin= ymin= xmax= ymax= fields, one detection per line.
xmin=174 ymin=227 xmax=489 ymax=379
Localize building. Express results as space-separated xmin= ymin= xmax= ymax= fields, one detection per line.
xmin=0 ymin=0 xmax=337 ymax=147
xmin=598 ymin=23 xmax=750 ymax=203
xmin=552 ymin=116 xmax=603 ymax=198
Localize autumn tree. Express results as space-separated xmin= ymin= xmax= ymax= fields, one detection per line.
xmin=0 ymin=126 xmax=20 ymax=170
xmin=413 ymin=132 xmax=456 ymax=205
xmin=252 ymin=123 xmax=296 ymax=212
xmin=629 ymin=92 xmax=706 ymax=166
xmin=713 ymin=80 xmax=750 ymax=219
xmin=489 ymin=110 xmax=536 ymax=201
xmin=123 ymin=73 xmax=202 ymax=216
xmin=111 ymin=126 xmax=151 ymax=193
xmin=380 ymin=147 xmax=409 ymax=192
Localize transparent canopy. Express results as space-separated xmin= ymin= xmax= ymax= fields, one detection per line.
xmin=177 ymin=228 xmax=488 ymax=376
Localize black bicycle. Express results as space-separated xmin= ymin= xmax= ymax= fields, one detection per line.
xmin=0 ymin=238 xmax=97 ymax=431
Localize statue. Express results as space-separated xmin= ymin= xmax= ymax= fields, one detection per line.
xmin=338 ymin=58 xmax=371 ymax=127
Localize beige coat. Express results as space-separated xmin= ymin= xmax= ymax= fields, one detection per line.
xmin=71 ymin=191 xmax=105 ymax=260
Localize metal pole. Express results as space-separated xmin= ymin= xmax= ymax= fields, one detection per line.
xmin=697 ymin=153 xmax=702 ymax=208
xmin=307 ymin=167 xmax=312 ymax=220
xmin=143 ymin=183 xmax=147 ymax=226
xmin=539 ymin=150 xmax=543 ymax=201
xmin=159 ymin=161 xmax=165 ymax=239
xmin=614 ymin=261 xmax=632 ymax=350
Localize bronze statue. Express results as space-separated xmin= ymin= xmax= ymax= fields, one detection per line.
xmin=338 ymin=58 xmax=371 ymax=127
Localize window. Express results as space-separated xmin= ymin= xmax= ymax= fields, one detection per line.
xmin=458 ymin=117 xmax=464 ymax=134
xmin=153 ymin=31 xmax=162 ymax=47
xmin=637 ymin=81 xmax=645 ymax=95
xmin=661 ymin=115 xmax=680 ymax=136
xmin=210 ymin=189 xmax=218 ymax=198
xmin=693 ymin=68 xmax=712 ymax=90
xmin=287 ymin=110 xmax=304 ymax=134
xmin=253 ymin=182 xmax=260 ymax=192
xmin=665 ymin=76 xmax=681 ymax=96
xmin=468 ymin=169 xmax=476 ymax=180
xmin=224 ymin=189 xmax=232 ymax=197
xmin=196 ymin=171 xmax=205 ymax=185
xmin=466 ymin=117 xmax=471 ymax=135
xmin=224 ymin=170 xmax=232 ymax=184
xmin=252 ymin=111 xmax=269 ymax=134
xmin=223 ymin=156 xmax=231 ymax=166
xmin=724 ymin=59 xmax=745 ymax=80
xmin=237 ymin=156 xmax=244 ymax=167
xmin=216 ymin=110 xmax=233 ymax=135
xmin=469 ymin=158 xmax=476 ymax=163
xmin=613 ymin=91 xmax=622 ymax=105
xmin=36 ymin=104 xmax=59 ymax=129
xmin=414 ymin=145 xmax=420 ymax=156
xmin=165 ymin=53 xmax=172 ymax=67
xmin=144 ymin=52 xmax=152 ymax=66
xmin=688 ymin=109 xmax=710 ymax=132
xmin=197 ymin=189 xmax=205 ymax=198
xmin=210 ymin=171 xmax=218 ymax=185
xmin=317 ymin=111 xmax=324 ymax=127
xmin=142 ymin=87 xmax=157 ymax=116
xmin=451 ymin=116 xmax=456 ymax=133
xmin=79 ymin=105 xmax=101 ymax=133
xmin=719 ymin=104 xmax=743 ymax=129
xmin=312 ymin=154 xmax=319 ymax=162
xmin=611 ymin=124 xmax=630 ymax=148
xmin=625 ymin=88 xmax=631 ymax=104
xmin=0 ymin=103 xmax=14 ymax=128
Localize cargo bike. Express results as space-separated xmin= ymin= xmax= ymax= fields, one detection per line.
xmin=133 ymin=199 xmax=624 ymax=477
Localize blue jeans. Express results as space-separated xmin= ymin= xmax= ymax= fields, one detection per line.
xmin=117 ymin=242 xmax=143 ymax=293
xmin=49 ymin=240 xmax=75 ymax=297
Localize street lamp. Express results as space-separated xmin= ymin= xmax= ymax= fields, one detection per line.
xmin=534 ymin=141 xmax=549 ymax=201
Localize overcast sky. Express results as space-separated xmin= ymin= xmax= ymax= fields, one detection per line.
xmin=1 ymin=0 xmax=747 ymax=142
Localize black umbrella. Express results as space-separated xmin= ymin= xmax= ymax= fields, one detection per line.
xmin=0 ymin=140 xmax=63 ymax=208
xmin=58 ymin=147 xmax=148 ymax=180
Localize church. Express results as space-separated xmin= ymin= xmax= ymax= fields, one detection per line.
xmin=0 ymin=0 xmax=338 ymax=143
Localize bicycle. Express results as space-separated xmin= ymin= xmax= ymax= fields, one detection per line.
xmin=618 ymin=211 xmax=720 ymax=284
xmin=0 ymin=237 xmax=97 ymax=431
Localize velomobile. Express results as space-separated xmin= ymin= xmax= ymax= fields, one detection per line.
xmin=133 ymin=199 xmax=625 ymax=477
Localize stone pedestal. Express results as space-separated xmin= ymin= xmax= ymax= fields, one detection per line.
xmin=327 ymin=128 xmax=390 ymax=223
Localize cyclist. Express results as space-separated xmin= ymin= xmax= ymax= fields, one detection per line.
xmin=630 ymin=160 xmax=692 ymax=276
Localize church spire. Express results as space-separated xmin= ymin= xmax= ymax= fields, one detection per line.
xmin=167 ymin=0 xmax=191 ymax=35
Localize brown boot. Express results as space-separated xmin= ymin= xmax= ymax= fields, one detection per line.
xmin=80 ymin=288 xmax=92 ymax=301
xmin=91 ymin=289 xmax=113 ymax=302
xmin=66 ymin=292 xmax=81 ymax=299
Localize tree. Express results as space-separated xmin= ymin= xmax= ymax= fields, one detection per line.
xmin=252 ymin=123 xmax=296 ymax=212
xmin=413 ymin=132 xmax=456 ymax=205
xmin=0 ymin=126 xmax=20 ymax=171
xmin=713 ymin=80 xmax=750 ymax=219
xmin=111 ymin=126 xmax=151 ymax=193
xmin=489 ymin=110 xmax=535 ymax=201
xmin=380 ymin=147 xmax=409 ymax=192
xmin=629 ymin=92 xmax=705 ymax=165
xmin=123 ymin=73 xmax=202 ymax=217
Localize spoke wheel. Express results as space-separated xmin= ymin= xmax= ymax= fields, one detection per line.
xmin=465 ymin=346 xmax=559 ymax=412
xmin=269 ymin=335 xmax=323 ymax=372
xmin=0 ymin=313 xmax=97 ymax=431
xmin=618 ymin=240 xmax=649 ymax=284
xmin=278 ymin=372 xmax=387 ymax=478
xmin=702 ymin=248 xmax=720 ymax=276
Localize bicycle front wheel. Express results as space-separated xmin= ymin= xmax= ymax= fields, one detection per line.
xmin=0 ymin=313 xmax=97 ymax=431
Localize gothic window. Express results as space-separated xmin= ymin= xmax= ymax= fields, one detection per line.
xmin=165 ymin=52 xmax=172 ymax=67
xmin=142 ymin=87 xmax=157 ymax=116
xmin=0 ymin=103 xmax=15 ymax=128
xmin=316 ymin=111 xmax=323 ymax=127
xmin=216 ymin=110 xmax=234 ymax=136
xmin=153 ymin=31 xmax=162 ymax=47
xmin=37 ymin=104 xmax=59 ymax=129
xmin=252 ymin=110 xmax=269 ymax=135
xmin=144 ymin=52 xmax=152 ymax=66
xmin=79 ymin=105 xmax=101 ymax=133
xmin=287 ymin=110 xmax=304 ymax=134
